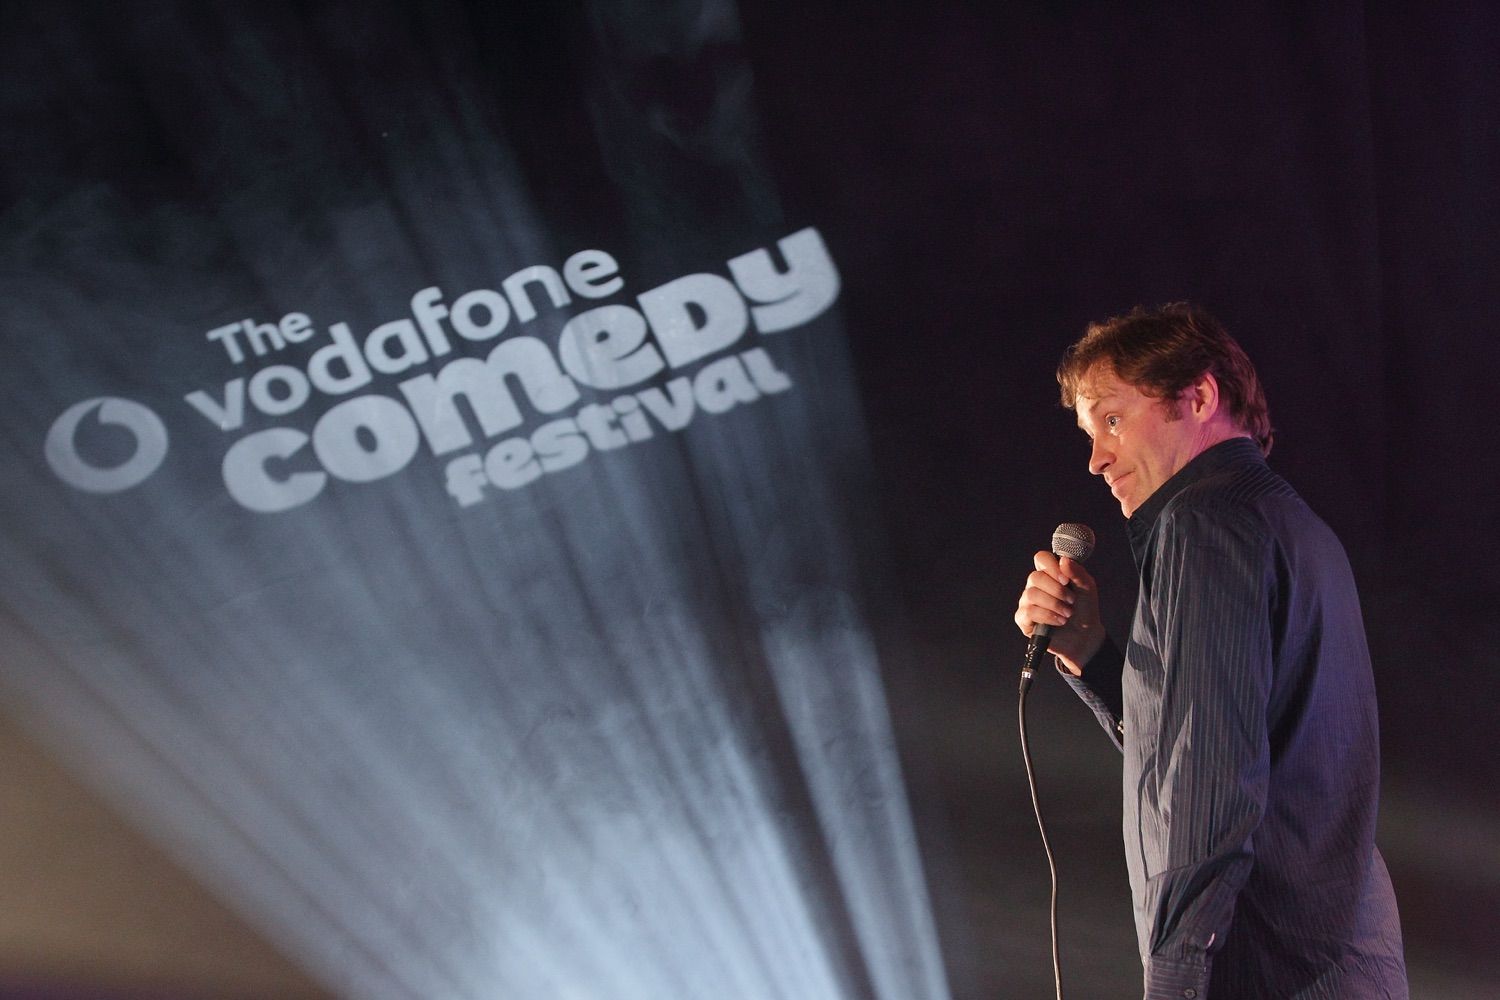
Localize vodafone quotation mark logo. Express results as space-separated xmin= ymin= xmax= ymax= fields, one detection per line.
xmin=45 ymin=397 xmax=170 ymax=493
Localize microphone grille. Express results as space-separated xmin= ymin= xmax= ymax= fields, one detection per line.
xmin=1051 ymin=522 xmax=1096 ymax=562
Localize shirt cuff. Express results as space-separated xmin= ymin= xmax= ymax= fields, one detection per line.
xmin=1057 ymin=636 xmax=1126 ymax=748
xmin=1143 ymin=954 xmax=1211 ymax=1000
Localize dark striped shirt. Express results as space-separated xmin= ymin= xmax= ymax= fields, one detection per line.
xmin=1063 ymin=438 xmax=1408 ymax=999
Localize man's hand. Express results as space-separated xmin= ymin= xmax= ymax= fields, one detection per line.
xmin=1013 ymin=551 xmax=1104 ymax=676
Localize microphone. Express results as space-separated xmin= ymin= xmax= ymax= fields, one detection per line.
xmin=1018 ymin=523 xmax=1096 ymax=998
xmin=1021 ymin=523 xmax=1096 ymax=686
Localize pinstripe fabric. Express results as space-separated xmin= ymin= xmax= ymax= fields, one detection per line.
xmin=1062 ymin=438 xmax=1408 ymax=999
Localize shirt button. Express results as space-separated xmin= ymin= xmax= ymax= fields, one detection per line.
xmin=1183 ymin=990 xmax=1197 ymax=999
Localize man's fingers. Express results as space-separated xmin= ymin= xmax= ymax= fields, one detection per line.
xmin=1016 ymin=550 xmax=1093 ymax=640
xmin=1013 ymin=607 xmax=1037 ymax=636
xmin=1014 ymin=550 xmax=1103 ymax=662
xmin=1015 ymin=605 xmax=1069 ymax=635
xmin=1058 ymin=555 xmax=1096 ymax=590
xmin=1032 ymin=549 xmax=1068 ymax=586
xmin=1026 ymin=569 xmax=1074 ymax=604
xmin=1018 ymin=582 xmax=1073 ymax=629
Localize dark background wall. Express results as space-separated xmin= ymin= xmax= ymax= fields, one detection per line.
xmin=2 ymin=2 xmax=1496 ymax=997
xmin=732 ymin=3 xmax=1500 ymax=993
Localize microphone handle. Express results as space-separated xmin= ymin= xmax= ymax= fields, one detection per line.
xmin=1022 ymin=627 xmax=1053 ymax=679
xmin=1020 ymin=576 xmax=1071 ymax=681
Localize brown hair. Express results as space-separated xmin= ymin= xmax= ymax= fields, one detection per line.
xmin=1057 ymin=302 xmax=1273 ymax=455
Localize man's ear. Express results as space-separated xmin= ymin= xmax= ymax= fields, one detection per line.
xmin=1185 ymin=372 xmax=1222 ymax=423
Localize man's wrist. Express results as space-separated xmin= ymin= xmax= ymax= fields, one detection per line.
xmin=1052 ymin=633 xmax=1105 ymax=676
xmin=1052 ymin=652 xmax=1084 ymax=677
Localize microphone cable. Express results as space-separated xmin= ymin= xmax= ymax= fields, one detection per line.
xmin=1018 ymin=665 xmax=1065 ymax=1000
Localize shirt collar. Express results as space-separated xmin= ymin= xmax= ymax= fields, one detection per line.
xmin=1125 ymin=436 xmax=1265 ymax=564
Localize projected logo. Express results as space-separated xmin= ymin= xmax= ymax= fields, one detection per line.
xmin=44 ymin=228 xmax=839 ymax=513
xmin=44 ymin=397 xmax=170 ymax=493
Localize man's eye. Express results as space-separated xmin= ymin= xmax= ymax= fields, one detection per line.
xmin=1106 ymin=415 xmax=1120 ymax=429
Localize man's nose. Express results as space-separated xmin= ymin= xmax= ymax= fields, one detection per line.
xmin=1088 ymin=437 xmax=1112 ymax=477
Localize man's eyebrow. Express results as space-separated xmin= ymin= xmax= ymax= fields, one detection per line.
xmin=1075 ymin=393 xmax=1121 ymax=434
xmin=1074 ymin=394 xmax=1120 ymax=419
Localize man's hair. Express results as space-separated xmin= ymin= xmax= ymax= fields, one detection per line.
xmin=1056 ymin=302 xmax=1274 ymax=455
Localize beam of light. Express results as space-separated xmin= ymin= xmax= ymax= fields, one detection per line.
xmin=0 ymin=3 xmax=955 ymax=999
xmin=1 ymin=455 xmax=948 ymax=1000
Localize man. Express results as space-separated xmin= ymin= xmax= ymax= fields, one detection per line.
xmin=1014 ymin=304 xmax=1407 ymax=998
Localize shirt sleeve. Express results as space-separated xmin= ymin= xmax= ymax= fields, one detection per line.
xmin=1058 ymin=635 xmax=1126 ymax=752
xmin=1139 ymin=505 xmax=1275 ymax=995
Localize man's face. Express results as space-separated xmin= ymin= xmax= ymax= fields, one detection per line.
xmin=1074 ymin=368 xmax=1207 ymax=518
